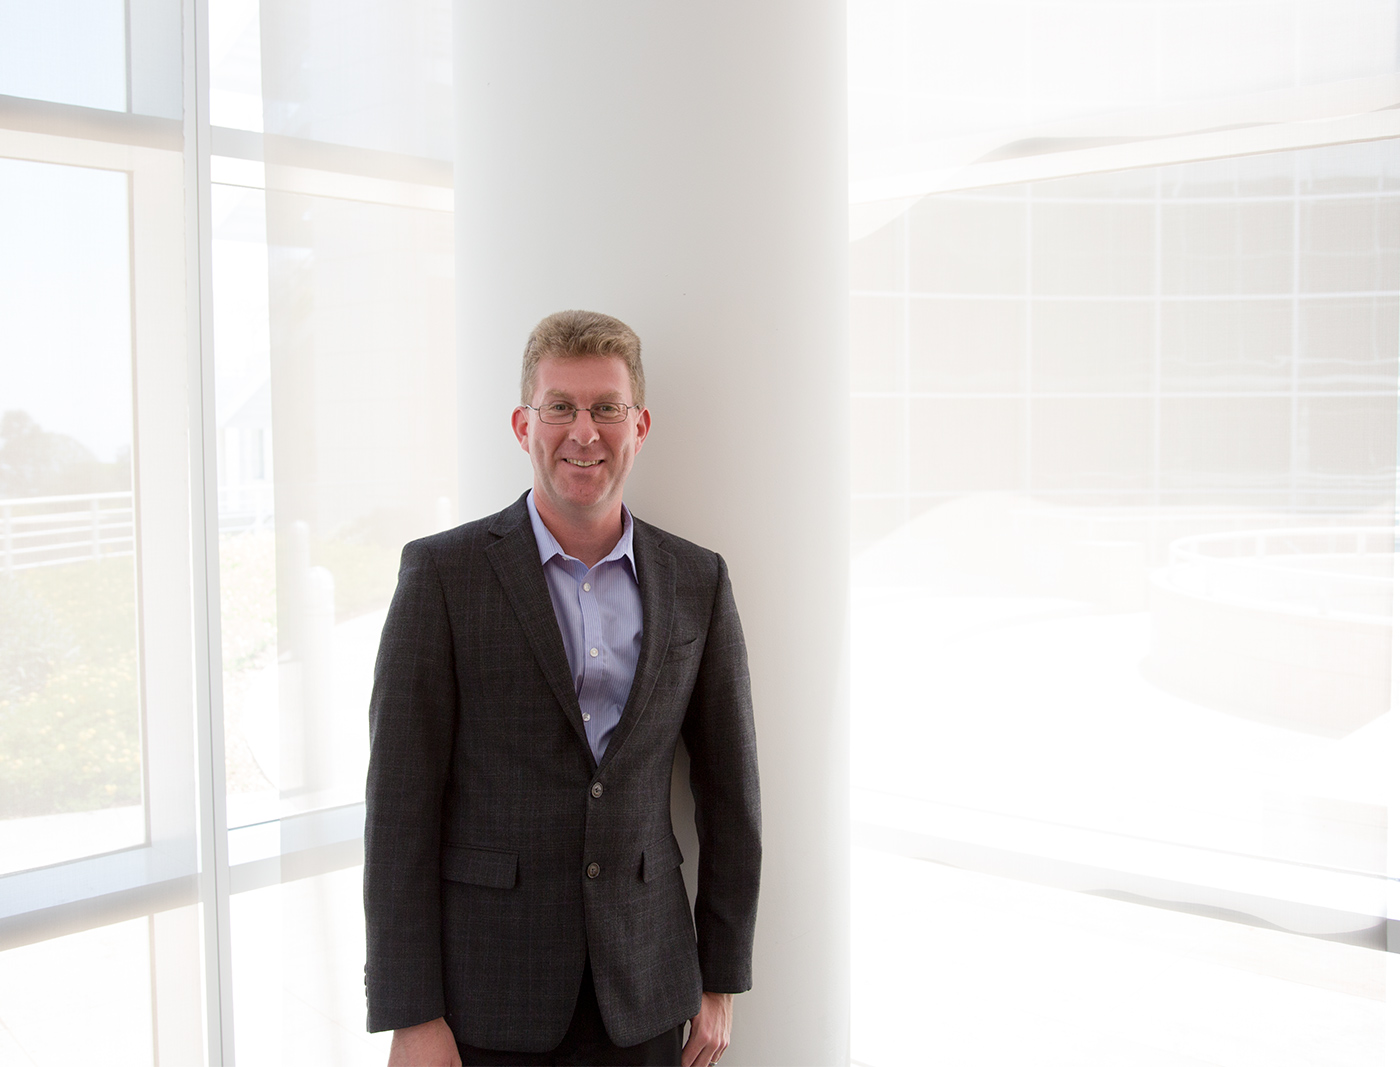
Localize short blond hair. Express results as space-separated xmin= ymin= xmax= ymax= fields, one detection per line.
xmin=520 ymin=310 xmax=645 ymax=407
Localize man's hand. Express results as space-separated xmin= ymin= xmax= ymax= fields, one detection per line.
xmin=681 ymin=991 xmax=733 ymax=1067
xmin=388 ymin=1017 xmax=460 ymax=1067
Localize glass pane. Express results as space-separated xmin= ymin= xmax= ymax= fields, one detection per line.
xmin=853 ymin=849 xmax=1385 ymax=1066
xmin=214 ymin=4 xmax=456 ymax=1055
xmin=216 ymin=183 xmax=456 ymax=829
xmin=851 ymin=141 xmax=1399 ymax=1054
xmin=0 ymin=0 xmax=127 ymax=112
xmin=210 ymin=0 xmax=266 ymax=132
xmin=213 ymin=182 xmax=279 ymax=824
xmin=231 ymin=866 xmax=391 ymax=1064
xmin=0 ymin=157 xmax=144 ymax=874
xmin=258 ymin=0 xmax=454 ymax=159
xmin=0 ymin=917 xmax=154 ymax=1064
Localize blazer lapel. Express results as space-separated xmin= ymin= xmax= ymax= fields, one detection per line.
xmin=484 ymin=502 xmax=592 ymax=757
xmin=595 ymin=519 xmax=675 ymax=777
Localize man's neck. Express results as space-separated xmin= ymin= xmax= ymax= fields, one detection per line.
xmin=533 ymin=491 xmax=624 ymax=569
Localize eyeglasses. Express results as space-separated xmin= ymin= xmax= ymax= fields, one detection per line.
xmin=523 ymin=401 xmax=640 ymax=425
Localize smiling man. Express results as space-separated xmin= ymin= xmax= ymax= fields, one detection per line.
xmin=364 ymin=310 xmax=762 ymax=1067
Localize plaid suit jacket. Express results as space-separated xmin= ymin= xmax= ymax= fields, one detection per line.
xmin=363 ymin=493 xmax=762 ymax=1051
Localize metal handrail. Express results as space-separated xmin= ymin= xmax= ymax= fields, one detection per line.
xmin=1166 ymin=526 xmax=1395 ymax=621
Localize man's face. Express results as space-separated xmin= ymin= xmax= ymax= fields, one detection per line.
xmin=511 ymin=354 xmax=650 ymax=524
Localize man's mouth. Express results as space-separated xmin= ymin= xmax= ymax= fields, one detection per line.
xmin=564 ymin=458 xmax=602 ymax=467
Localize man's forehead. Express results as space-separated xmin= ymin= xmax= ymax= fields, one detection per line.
xmin=541 ymin=383 xmax=626 ymax=397
xmin=534 ymin=354 xmax=633 ymax=398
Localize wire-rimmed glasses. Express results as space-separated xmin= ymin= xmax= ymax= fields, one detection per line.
xmin=523 ymin=401 xmax=640 ymax=425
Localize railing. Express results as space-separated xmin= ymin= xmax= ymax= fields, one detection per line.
xmin=0 ymin=483 xmax=275 ymax=575
xmin=1166 ymin=526 xmax=1394 ymax=622
xmin=1 ymin=492 xmax=135 ymax=575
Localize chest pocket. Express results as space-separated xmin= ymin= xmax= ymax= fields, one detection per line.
xmin=666 ymin=634 xmax=702 ymax=658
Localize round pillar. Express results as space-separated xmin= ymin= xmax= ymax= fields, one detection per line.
xmin=455 ymin=4 xmax=848 ymax=1062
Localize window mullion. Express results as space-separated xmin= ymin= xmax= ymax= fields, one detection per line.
xmin=184 ymin=0 xmax=235 ymax=1061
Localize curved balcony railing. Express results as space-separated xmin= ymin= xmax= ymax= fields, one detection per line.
xmin=1166 ymin=526 xmax=1394 ymax=623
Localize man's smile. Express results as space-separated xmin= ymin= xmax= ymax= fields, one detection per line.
xmin=564 ymin=458 xmax=603 ymax=467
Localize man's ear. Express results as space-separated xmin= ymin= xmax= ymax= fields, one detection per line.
xmin=511 ymin=406 xmax=531 ymax=451
xmin=633 ymin=407 xmax=651 ymax=452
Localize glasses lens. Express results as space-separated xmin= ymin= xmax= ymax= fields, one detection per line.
xmin=591 ymin=404 xmax=628 ymax=423
xmin=539 ymin=403 xmax=575 ymax=424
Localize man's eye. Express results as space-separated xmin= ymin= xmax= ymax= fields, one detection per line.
xmin=593 ymin=404 xmax=621 ymax=417
xmin=545 ymin=403 xmax=574 ymax=414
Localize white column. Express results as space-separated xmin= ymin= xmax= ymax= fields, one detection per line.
xmin=455 ymin=3 xmax=849 ymax=1063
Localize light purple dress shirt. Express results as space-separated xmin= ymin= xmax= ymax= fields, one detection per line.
xmin=526 ymin=490 xmax=643 ymax=765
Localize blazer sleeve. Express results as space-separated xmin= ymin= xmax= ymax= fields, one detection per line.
xmin=680 ymin=552 xmax=762 ymax=994
xmin=363 ymin=539 xmax=459 ymax=1032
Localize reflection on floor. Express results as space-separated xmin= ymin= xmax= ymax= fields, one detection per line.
xmin=851 ymin=847 xmax=1389 ymax=1067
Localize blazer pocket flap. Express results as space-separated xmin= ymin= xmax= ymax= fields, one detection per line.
xmin=667 ymin=633 xmax=702 ymax=656
xmin=441 ymin=844 xmax=518 ymax=889
xmin=641 ymin=833 xmax=684 ymax=883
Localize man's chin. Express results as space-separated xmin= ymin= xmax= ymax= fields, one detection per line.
xmin=541 ymin=485 xmax=617 ymax=516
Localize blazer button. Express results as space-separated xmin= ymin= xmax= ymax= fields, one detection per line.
xmin=590 ymin=782 xmax=603 ymax=798
xmin=586 ymin=862 xmax=600 ymax=879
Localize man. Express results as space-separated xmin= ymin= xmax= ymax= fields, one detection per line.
xmin=364 ymin=310 xmax=762 ymax=1066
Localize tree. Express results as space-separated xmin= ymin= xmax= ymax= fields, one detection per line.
xmin=0 ymin=411 xmax=130 ymax=498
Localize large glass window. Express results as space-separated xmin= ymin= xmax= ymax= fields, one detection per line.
xmin=0 ymin=2 xmax=201 ymax=1056
xmin=210 ymin=0 xmax=453 ymax=1060
xmin=0 ymin=0 xmax=451 ymax=1061
xmin=853 ymin=140 xmax=1398 ymax=858
xmin=850 ymin=2 xmax=1400 ymax=1064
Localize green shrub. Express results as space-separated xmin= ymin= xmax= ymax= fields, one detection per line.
xmin=0 ymin=559 xmax=142 ymax=818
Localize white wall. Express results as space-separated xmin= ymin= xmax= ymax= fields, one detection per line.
xmin=454 ymin=2 xmax=849 ymax=1062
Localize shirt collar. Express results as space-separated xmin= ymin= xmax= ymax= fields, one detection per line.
xmin=525 ymin=489 xmax=637 ymax=579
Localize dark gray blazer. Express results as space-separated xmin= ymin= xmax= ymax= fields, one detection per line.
xmin=363 ymin=493 xmax=761 ymax=1051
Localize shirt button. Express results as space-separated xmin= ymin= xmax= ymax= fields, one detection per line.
xmin=582 ymin=712 xmax=591 ymax=722
xmin=586 ymin=862 xmax=600 ymax=879
xmin=583 ymin=582 xmax=591 ymax=592
xmin=589 ymin=647 xmax=599 ymax=657
xmin=590 ymin=782 xmax=603 ymax=798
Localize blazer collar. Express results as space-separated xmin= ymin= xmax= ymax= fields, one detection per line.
xmin=485 ymin=494 xmax=591 ymax=757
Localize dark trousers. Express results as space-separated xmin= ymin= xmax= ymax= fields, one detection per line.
xmin=456 ymin=958 xmax=685 ymax=1066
